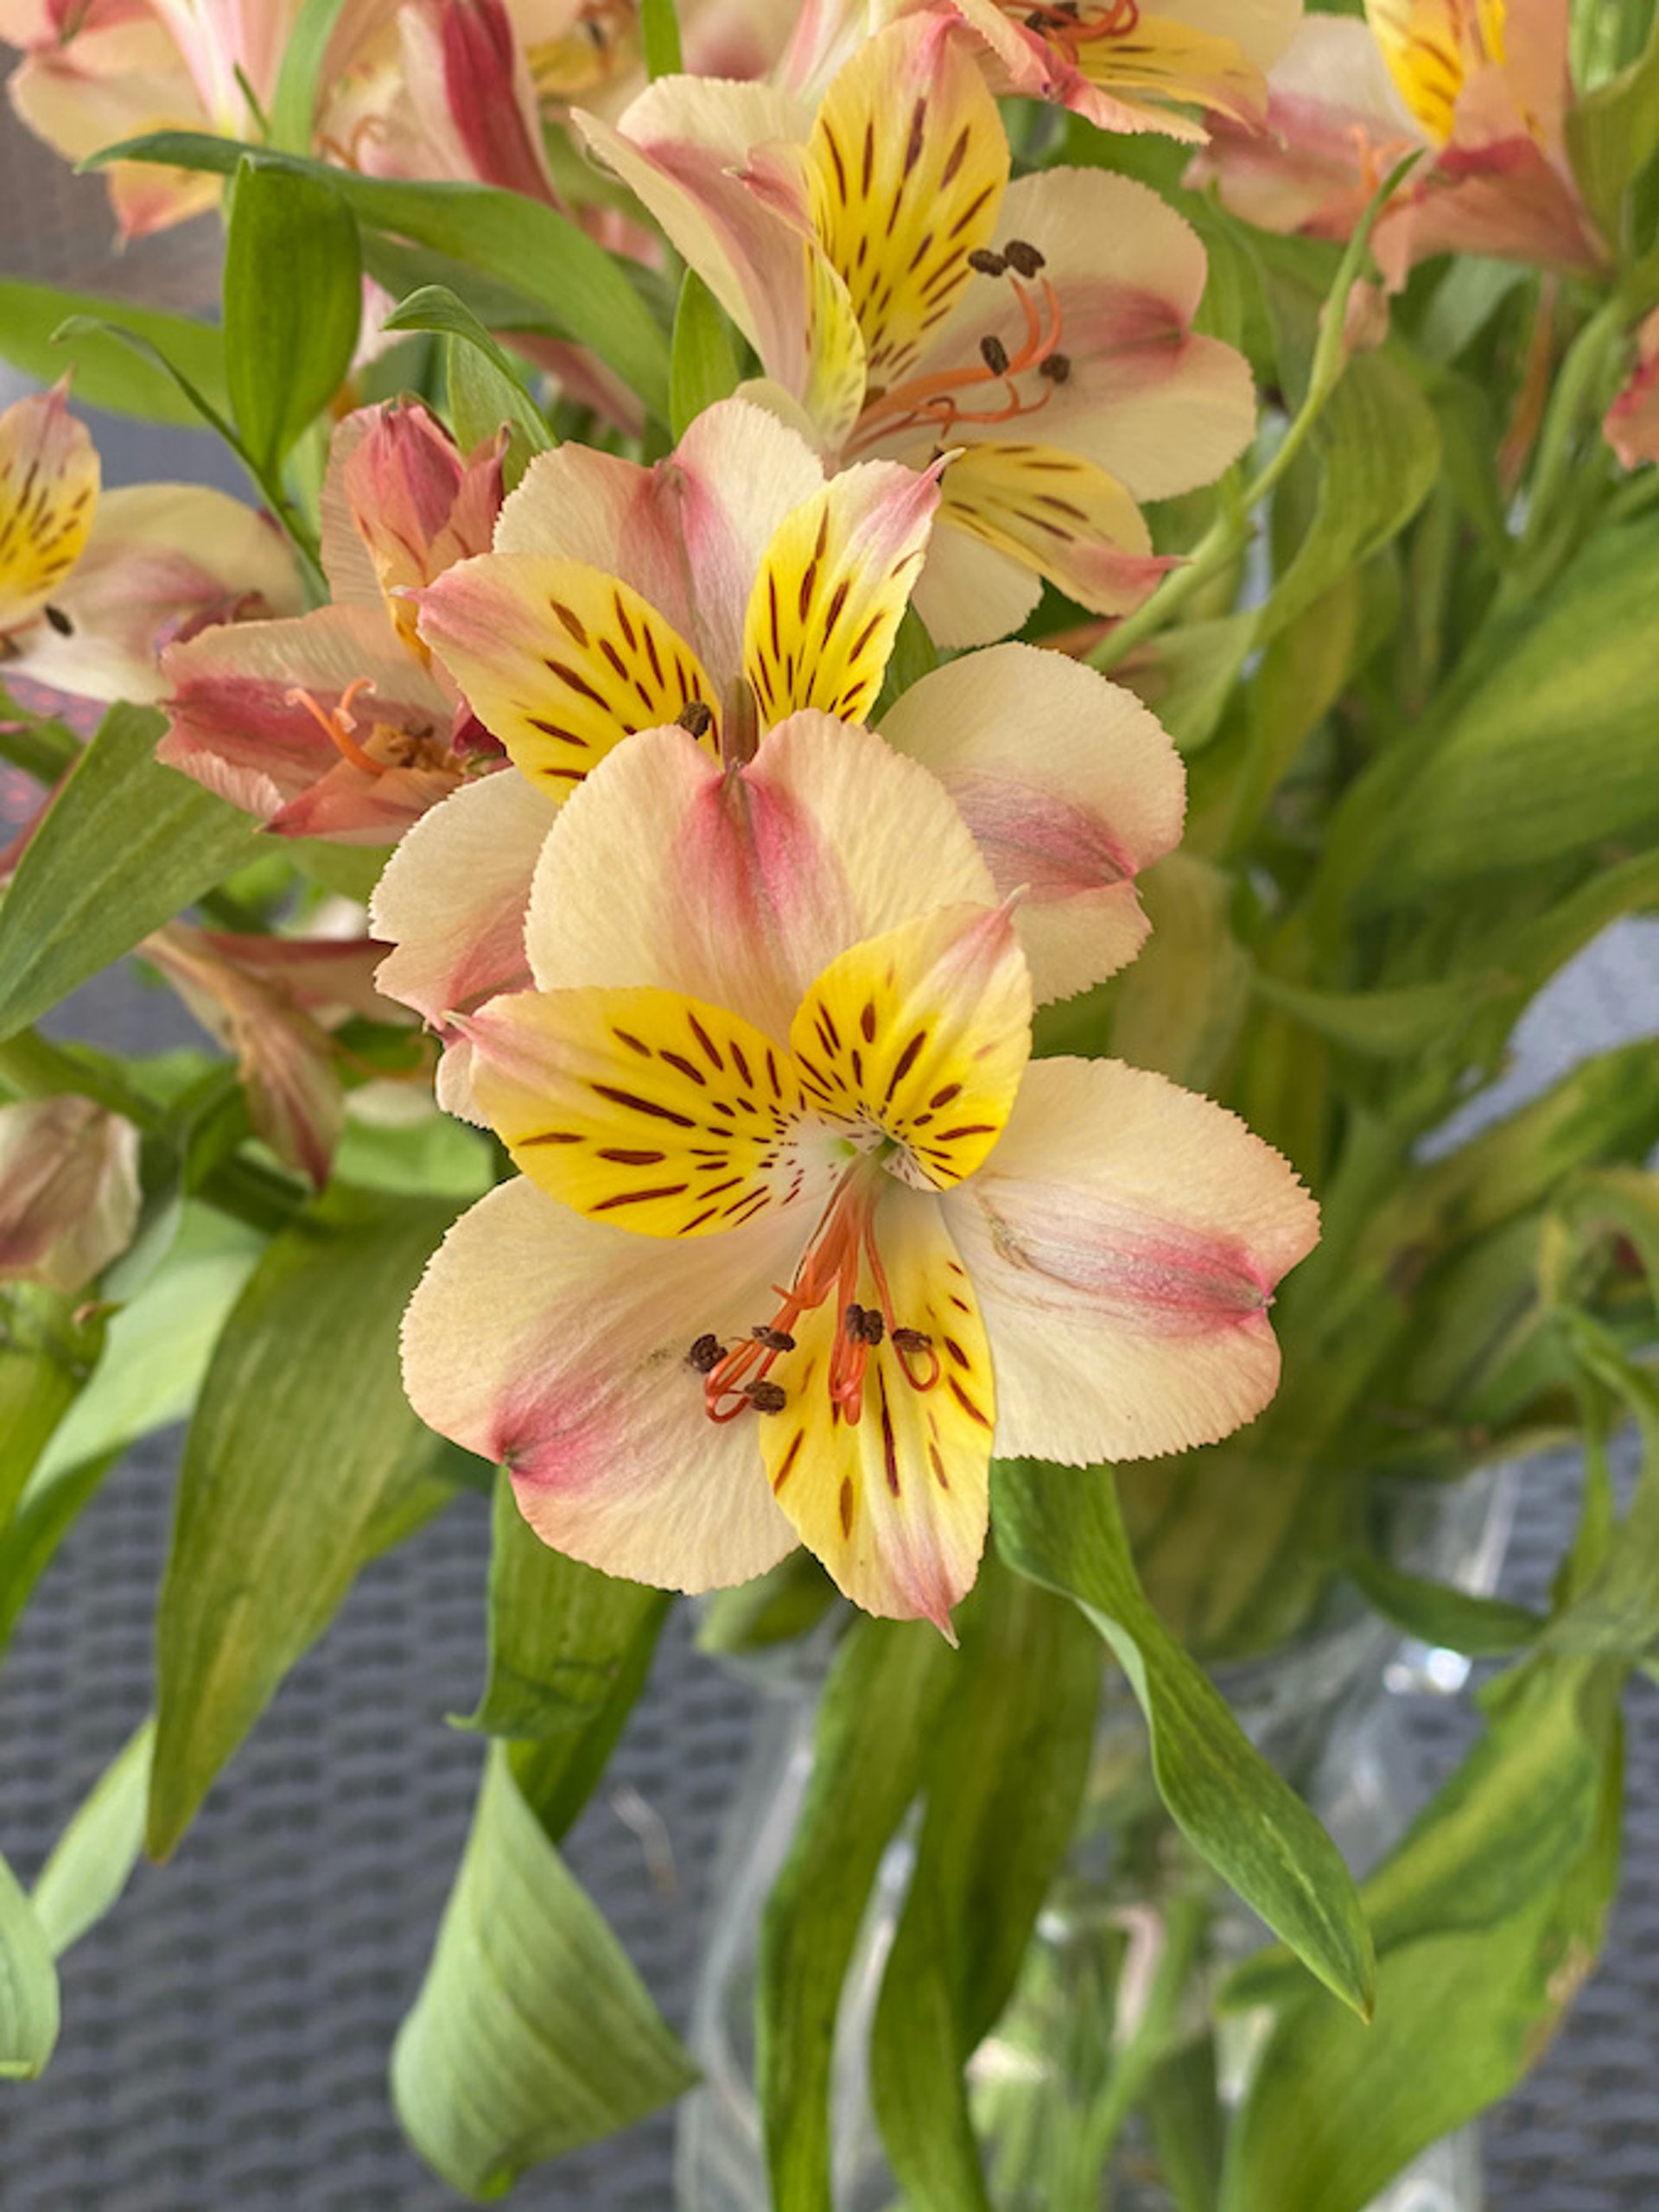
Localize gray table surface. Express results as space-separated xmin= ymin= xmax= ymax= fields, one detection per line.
xmin=3 ymin=97 xmax=1658 ymax=2211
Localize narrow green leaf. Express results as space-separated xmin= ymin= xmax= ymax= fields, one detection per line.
xmin=269 ymin=0 xmax=353 ymax=152
xmin=1343 ymin=1556 xmax=1544 ymax=1656
xmin=0 ymin=1288 xmax=104 ymax=1529
xmin=0 ymin=1855 xmax=58 ymax=2080
xmin=462 ymin=1471 xmax=664 ymax=1740
xmin=759 ymin=1617 xmax=957 ymax=2212
xmin=224 ymin=157 xmax=361 ymax=474
xmin=871 ymin=1565 xmax=1100 ymax=2212
xmin=1566 ymin=11 xmax=1659 ymax=236
xmin=52 ymin=314 xmax=241 ymax=454
xmin=1220 ymin=1661 xmax=1623 ymax=2212
xmin=32 ymin=1721 xmax=154 ymax=1957
xmin=0 ymin=278 xmax=229 ymax=425
xmin=0 ymin=703 xmax=263 ymax=1044
xmin=1109 ymin=854 xmax=1250 ymax=1091
xmin=641 ymin=0 xmax=683 ymax=76
xmin=669 ymin=268 xmax=741 ymax=438
xmin=0 ymin=1456 xmax=119 ymax=1661
xmin=93 ymin=134 xmax=671 ymax=418
xmin=391 ymin=1745 xmax=696 ymax=2200
xmin=1249 ymin=970 xmax=1501 ymax=1058
xmin=381 ymin=283 xmax=552 ymax=475
xmin=994 ymin=1460 xmax=1376 ymax=2021
xmin=147 ymin=1187 xmax=460 ymax=1858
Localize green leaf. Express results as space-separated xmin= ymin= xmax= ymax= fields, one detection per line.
xmin=1123 ymin=613 xmax=1255 ymax=755
xmin=1357 ymin=515 xmax=1659 ymax=900
xmin=380 ymin=284 xmax=552 ymax=477
xmin=669 ymin=268 xmax=741 ymax=438
xmin=871 ymin=1564 xmax=1100 ymax=2212
xmin=1343 ymin=1555 xmax=1544 ymax=1656
xmin=269 ymin=0 xmax=353 ymax=153
xmin=0 ymin=1854 xmax=58 ymax=2080
xmin=147 ymin=1186 xmax=460 ymax=1858
xmin=0 ymin=703 xmax=263 ymax=1044
xmin=641 ymin=0 xmax=683 ymax=76
xmin=391 ymin=1745 xmax=696 ymax=2200
xmin=994 ymin=1460 xmax=1376 ymax=2021
xmin=0 ymin=278 xmax=229 ymax=425
xmin=1567 ymin=12 xmax=1659 ymax=237
xmin=0 ymin=1287 xmax=104 ymax=1529
xmin=1249 ymin=970 xmax=1501 ymax=1059
xmin=462 ymin=1471 xmax=666 ymax=1740
xmin=95 ymin=134 xmax=671 ymax=419
xmin=32 ymin=1721 xmax=154 ymax=1957
xmin=695 ymin=1551 xmax=838 ymax=1657
xmin=1220 ymin=1661 xmax=1623 ymax=2212
xmin=759 ymin=1616 xmax=957 ymax=2212
xmin=1108 ymin=855 xmax=1250 ymax=1091
xmin=224 ymin=157 xmax=362 ymax=474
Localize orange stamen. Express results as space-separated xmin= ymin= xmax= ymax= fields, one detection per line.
xmin=851 ymin=273 xmax=1065 ymax=453
xmin=287 ymin=676 xmax=385 ymax=778
xmin=1014 ymin=0 xmax=1141 ymax=54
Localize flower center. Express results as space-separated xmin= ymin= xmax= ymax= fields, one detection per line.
xmin=287 ymin=677 xmax=462 ymax=782
xmin=850 ymin=238 xmax=1071 ymax=454
xmin=692 ymin=1165 xmax=941 ymax=1427
xmin=1011 ymin=1 xmax=1143 ymax=55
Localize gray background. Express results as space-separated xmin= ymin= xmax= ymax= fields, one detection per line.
xmin=3 ymin=92 xmax=1658 ymax=2211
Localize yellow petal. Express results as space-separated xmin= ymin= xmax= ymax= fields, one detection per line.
xmin=938 ymin=442 xmax=1172 ymax=618
xmin=417 ymin=553 xmax=720 ymax=799
xmin=741 ymin=462 xmax=938 ymax=730
xmin=0 ymin=388 xmax=98 ymax=636
xmin=760 ymin=1185 xmax=992 ymax=1630
xmin=467 ymin=985 xmax=823 ymax=1240
xmin=790 ymin=903 xmax=1032 ymax=1192
xmin=1365 ymin=0 xmax=1503 ymax=139
xmin=807 ymin=18 xmax=1008 ymax=392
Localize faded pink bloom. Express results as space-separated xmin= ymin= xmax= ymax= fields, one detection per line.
xmin=159 ymin=400 xmax=508 ymax=845
xmin=1605 ymin=309 xmax=1659 ymax=470
xmin=399 ymin=715 xmax=1316 ymax=1629
xmin=0 ymin=1093 xmax=141 ymax=1293
xmin=0 ymin=385 xmax=302 ymax=703
xmin=1189 ymin=0 xmax=1605 ymax=289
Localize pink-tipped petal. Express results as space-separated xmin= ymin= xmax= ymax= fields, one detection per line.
xmin=946 ymin=1056 xmax=1319 ymax=1464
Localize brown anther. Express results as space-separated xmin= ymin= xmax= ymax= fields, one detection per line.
xmin=1003 ymin=238 xmax=1046 ymax=278
xmin=747 ymin=1379 xmax=788 ymax=1414
xmin=857 ymin=1308 xmax=886 ymax=1345
xmin=979 ymin=334 xmax=1011 ymax=376
xmin=687 ymin=1332 xmax=726 ymax=1374
xmin=1024 ymin=9 xmax=1048 ymax=24
xmin=967 ymin=247 xmax=1007 ymax=276
xmin=753 ymin=1325 xmax=797 ymax=1352
xmin=892 ymin=1327 xmax=932 ymax=1356
xmin=1039 ymin=353 xmax=1071 ymax=384
xmin=43 ymin=605 xmax=73 ymax=637
xmin=676 ymin=699 xmax=714 ymax=738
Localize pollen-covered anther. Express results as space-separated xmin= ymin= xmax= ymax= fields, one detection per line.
xmin=980 ymin=335 xmax=1012 ymax=377
xmin=1002 ymin=238 xmax=1046 ymax=278
xmin=1039 ymin=353 xmax=1072 ymax=384
xmin=676 ymin=699 xmax=714 ymax=738
xmin=687 ymin=1332 xmax=726 ymax=1373
xmin=746 ymin=1379 xmax=788 ymax=1414
xmin=753 ymin=1325 xmax=797 ymax=1351
xmin=845 ymin=1303 xmax=885 ymax=1345
xmin=967 ymin=248 xmax=1008 ymax=277
xmin=892 ymin=1325 xmax=942 ymax=1390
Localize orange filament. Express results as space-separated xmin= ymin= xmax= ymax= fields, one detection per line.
xmin=701 ymin=1168 xmax=940 ymax=1428
xmin=850 ymin=271 xmax=1065 ymax=453
xmin=287 ymin=676 xmax=386 ymax=778
xmin=1015 ymin=0 xmax=1142 ymax=54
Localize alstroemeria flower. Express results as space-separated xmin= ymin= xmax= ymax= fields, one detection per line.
xmin=779 ymin=0 xmax=1301 ymax=137
xmin=578 ymin=16 xmax=1254 ymax=645
xmin=1189 ymin=0 xmax=1605 ymax=288
xmin=0 ymin=1093 xmax=141 ymax=1294
xmin=1605 ymin=309 xmax=1659 ymax=471
xmin=0 ymin=385 xmax=302 ymax=702
xmin=372 ymin=396 xmax=1185 ymax=1109
xmin=159 ymin=399 xmax=507 ymax=844
xmin=401 ymin=716 xmax=1317 ymax=1628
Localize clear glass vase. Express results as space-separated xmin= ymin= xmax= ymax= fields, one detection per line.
xmin=677 ymin=1470 xmax=1516 ymax=2212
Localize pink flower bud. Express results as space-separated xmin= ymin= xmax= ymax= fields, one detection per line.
xmin=0 ymin=1095 xmax=141 ymax=1294
xmin=439 ymin=0 xmax=559 ymax=205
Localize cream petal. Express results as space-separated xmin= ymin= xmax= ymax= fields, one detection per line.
xmin=401 ymin=1176 xmax=800 ymax=1590
xmin=945 ymin=1057 xmax=1319 ymax=1464
xmin=880 ymin=642 xmax=1185 ymax=1003
xmin=908 ymin=514 xmax=1044 ymax=650
xmin=524 ymin=713 xmax=996 ymax=1040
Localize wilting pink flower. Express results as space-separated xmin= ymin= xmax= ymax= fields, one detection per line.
xmin=1605 ymin=309 xmax=1659 ymax=470
xmin=578 ymin=16 xmax=1254 ymax=645
xmin=143 ymin=925 xmax=399 ymax=1187
xmin=1190 ymin=0 xmax=1605 ymax=289
xmin=372 ymin=395 xmax=1185 ymax=1112
xmin=780 ymin=0 xmax=1302 ymax=137
xmin=0 ymin=1093 xmax=141 ymax=1293
xmin=0 ymin=384 xmax=302 ymax=702
xmin=159 ymin=400 xmax=507 ymax=844
xmin=400 ymin=715 xmax=1316 ymax=1628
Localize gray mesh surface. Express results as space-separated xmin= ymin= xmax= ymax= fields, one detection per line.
xmin=4 ymin=86 xmax=1659 ymax=2210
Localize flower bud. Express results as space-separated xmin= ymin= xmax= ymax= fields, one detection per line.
xmin=0 ymin=1096 xmax=141 ymax=1294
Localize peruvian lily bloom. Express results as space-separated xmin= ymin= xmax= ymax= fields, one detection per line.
xmin=1188 ymin=0 xmax=1605 ymax=289
xmin=401 ymin=715 xmax=1317 ymax=1628
xmin=780 ymin=0 xmax=1303 ymax=137
xmin=0 ymin=1093 xmax=141 ymax=1295
xmin=0 ymin=385 xmax=302 ymax=702
xmin=577 ymin=16 xmax=1255 ymax=645
xmin=159 ymin=399 xmax=507 ymax=844
xmin=372 ymin=395 xmax=1185 ymax=1110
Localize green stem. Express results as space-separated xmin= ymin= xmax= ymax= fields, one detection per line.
xmin=1503 ymin=297 xmax=1624 ymax=593
xmin=0 ymin=718 xmax=79 ymax=784
xmin=1077 ymin=1890 xmax=1208 ymax=2205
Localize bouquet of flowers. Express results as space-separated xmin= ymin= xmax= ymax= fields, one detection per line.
xmin=1 ymin=0 xmax=1656 ymax=2204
